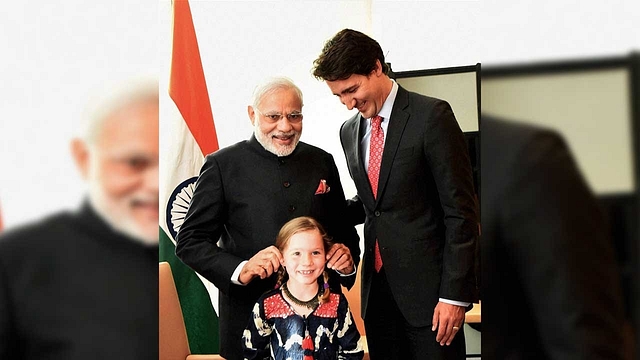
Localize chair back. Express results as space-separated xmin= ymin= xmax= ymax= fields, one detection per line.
xmin=343 ymin=264 xmax=365 ymax=336
xmin=159 ymin=262 xmax=190 ymax=360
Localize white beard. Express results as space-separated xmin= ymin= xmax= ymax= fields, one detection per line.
xmin=253 ymin=121 xmax=301 ymax=157
xmin=88 ymin=184 xmax=159 ymax=246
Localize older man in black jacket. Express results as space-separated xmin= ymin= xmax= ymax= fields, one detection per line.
xmin=176 ymin=77 xmax=360 ymax=360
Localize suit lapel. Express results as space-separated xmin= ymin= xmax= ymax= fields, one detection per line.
xmin=353 ymin=114 xmax=367 ymax=178
xmin=376 ymin=86 xmax=410 ymax=204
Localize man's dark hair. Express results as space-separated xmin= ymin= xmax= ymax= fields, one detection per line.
xmin=312 ymin=29 xmax=390 ymax=81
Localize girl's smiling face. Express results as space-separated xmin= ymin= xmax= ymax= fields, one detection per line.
xmin=282 ymin=229 xmax=326 ymax=287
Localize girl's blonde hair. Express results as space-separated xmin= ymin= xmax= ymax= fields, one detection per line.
xmin=275 ymin=216 xmax=332 ymax=304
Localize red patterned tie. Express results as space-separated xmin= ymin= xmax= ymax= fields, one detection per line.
xmin=367 ymin=116 xmax=384 ymax=272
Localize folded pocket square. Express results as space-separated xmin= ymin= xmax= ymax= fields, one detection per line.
xmin=315 ymin=179 xmax=331 ymax=194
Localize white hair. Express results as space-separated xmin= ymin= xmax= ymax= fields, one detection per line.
xmin=251 ymin=76 xmax=303 ymax=110
xmin=78 ymin=77 xmax=159 ymax=144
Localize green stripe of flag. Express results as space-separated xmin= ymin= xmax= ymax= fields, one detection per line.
xmin=159 ymin=227 xmax=219 ymax=354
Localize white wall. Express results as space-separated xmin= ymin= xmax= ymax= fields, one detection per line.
xmin=2 ymin=0 xmax=638 ymax=229
xmin=0 ymin=1 xmax=158 ymax=228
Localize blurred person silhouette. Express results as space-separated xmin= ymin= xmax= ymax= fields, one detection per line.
xmin=481 ymin=115 xmax=629 ymax=359
xmin=0 ymin=79 xmax=159 ymax=360
xmin=176 ymin=76 xmax=360 ymax=360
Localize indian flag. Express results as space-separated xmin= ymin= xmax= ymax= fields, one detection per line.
xmin=159 ymin=0 xmax=220 ymax=354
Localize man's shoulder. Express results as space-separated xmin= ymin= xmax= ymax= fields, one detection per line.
xmin=205 ymin=139 xmax=249 ymax=159
xmin=388 ymin=87 xmax=451 ymax=125
xmin=401 ymin=86 xmax=448 ymax=109
xmin=339 ymin=113 xmax=361 ymax=137
xmin=0 ymin=210 xmax=77 ymax=253
xmin=483 ymin=116 xmax=561 ymax=144
xmin=343 ymin=112 xmax=360 ymax=126
xmin=296 ymin=141 xmax=331 ymax=157
xmin=201 ymin=140 xmax=256 ymax=168
xmin=481 ymin=115 xmax=573 ymax=195
xmin=482 ymin=116 xmax=566 ymax=164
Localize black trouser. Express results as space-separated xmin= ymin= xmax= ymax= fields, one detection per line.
xmin=364 ymin=268 xmax=466 ymax=360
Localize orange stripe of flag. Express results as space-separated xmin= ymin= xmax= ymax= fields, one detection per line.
xmin=169 ymin=0 xmax=219 ymax=156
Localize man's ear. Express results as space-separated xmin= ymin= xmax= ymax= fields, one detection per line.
xmin=373 ymin=59 xmax=383 ymax=76
xmin=71 ymin=138 xmax=90 ymax=179
xmin=248 ymin=105 xmax=256 ymax=126
xmin=366 ymin=60 xmax=383 ymax=79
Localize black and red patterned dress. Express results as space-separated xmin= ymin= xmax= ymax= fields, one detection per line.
xmin=242 ymin=288 xmax=363 ymax=360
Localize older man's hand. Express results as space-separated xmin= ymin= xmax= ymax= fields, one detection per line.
xmin=326 ymin=243 xmax=355 ymax=275
xmin=238 ymin=245 xmax=283 ymax=284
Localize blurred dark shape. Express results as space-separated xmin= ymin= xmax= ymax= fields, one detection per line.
xmin=481 ymin=115 xmax=631 ymax=359
xmin=599 ymin=193 xmax=638 ymax=319
xmin=0 ymin=80 xmax=159 ymax=360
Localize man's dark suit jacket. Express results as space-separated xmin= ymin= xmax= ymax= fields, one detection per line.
xmin=481 ymin=116 xmax=627 ymax=359
xmin=176 ymin=135 xmax=360 ymax=360
xmin=339 ymin=85 xmax=479 ymax=327
xmin=0 ymin=202 xmax=158 ymax=360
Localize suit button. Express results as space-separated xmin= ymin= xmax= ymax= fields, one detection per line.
xmin=289 ymin=205 xmax=296 ymax=212
xmin=283 ymin=181 xmax=291 ymax=188
xmin=374 ymin=211 xmax=381 ymax=217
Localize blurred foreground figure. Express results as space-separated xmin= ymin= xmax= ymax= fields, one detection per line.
xmin=0 ymin=80 xmax=159 ymax=359
xmin=481 ymin=116 xmax=629 ymax=359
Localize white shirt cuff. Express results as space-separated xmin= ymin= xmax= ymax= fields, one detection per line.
xmin=231 ymin=260 xmax=249 ymax=285
xmin=439 ymin=298 xmax=470 ymax=307
xmin=334 ymin=267 xmax=356 ymax=277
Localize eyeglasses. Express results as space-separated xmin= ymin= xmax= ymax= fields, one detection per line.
xmin=256 ymin=109 xmax=303 ymax=124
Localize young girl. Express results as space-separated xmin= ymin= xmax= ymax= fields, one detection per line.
xmin=242 ymin=216 xmax=363 ymax=360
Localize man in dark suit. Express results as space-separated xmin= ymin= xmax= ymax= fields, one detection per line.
xmin=176 ymin=77 xmax=360 ymax=360
xmin=0 ymin=80 xmax=160 ymax=360
xmin=312 ymin=29 xmax=479 ymax=360
xmin=481 ymin=116 xmax=628 ymax=359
